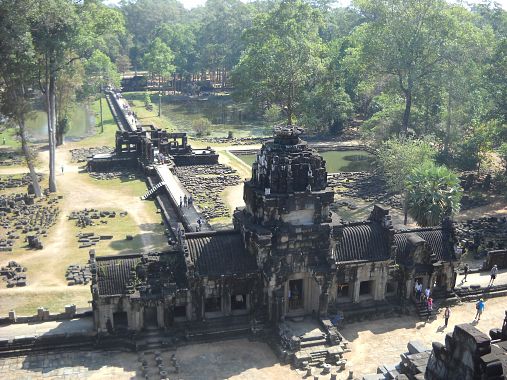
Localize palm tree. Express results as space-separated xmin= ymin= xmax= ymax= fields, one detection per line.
xmin=405 ymin=163 xmax=462 ymax=227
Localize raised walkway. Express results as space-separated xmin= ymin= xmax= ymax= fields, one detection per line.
xmin=0 ymin=317 xmax=94 ymax=340
xmin=155 ymin=164 xmax=211 ymax=232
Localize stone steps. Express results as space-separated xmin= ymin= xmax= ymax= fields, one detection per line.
xmin=300 ymin=338 xmax=328 ymax=348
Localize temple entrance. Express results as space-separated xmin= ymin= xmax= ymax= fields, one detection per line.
xmin=143 ymin=307 xmax=158 ymax=328
xmin=231 ymin=294 xmax=247 ymax=310
xmin=113 ymin=311 xmax=128 ymax=330
xmin=288 ymin=279 xmax=304 ymax=310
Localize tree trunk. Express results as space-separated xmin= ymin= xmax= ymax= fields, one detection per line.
xmin=158 ymin=75 xmax=162 ymax=117
xmin=444 ymin=92 xmax=451 ymax=156
xmin=287 ymin=82 xmax=294 ymax=126
xmin=19 ymin=116 xmax=42 ymax=197
xmin=173 ymin=73 xmax=177 ymax=95
xmin=401 ymin=90 xmax=412 ymax=137
xmin=48 ymin=66 xmax=57 ymax=193
xmin=99 ymin=92 xmax=104 ymax=133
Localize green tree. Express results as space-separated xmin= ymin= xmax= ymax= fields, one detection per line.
xmin=232 ymin=0 xmax=325 ymax=126
xmin=143 ymin=37 xmax=175 ymax=117
xmin=405 ymin=163 xmax=462 ymax=227
xmin=0 ymin=0 xmax=42 ymax=197
xmin=84 ymin=50 xmax=121 ymax=133
xmin=353 ymin=0 xmax=459 ymax=135
xmin=30 ymin=0 xmax=124 ymax=192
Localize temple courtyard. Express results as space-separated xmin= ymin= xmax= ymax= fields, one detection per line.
xmin=0 ymin=292 xmax=506 ymax=379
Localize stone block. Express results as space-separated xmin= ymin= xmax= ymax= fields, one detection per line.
xmin=408 ymin=340 xmax=430 ymax=354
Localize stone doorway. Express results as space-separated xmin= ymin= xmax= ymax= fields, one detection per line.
xmin=113 ymin=311 xmax=128 ymax=330
xmin=288 ymin=279 xmax=304 ymax=310
xmin=144 ymin=307 xmax=158 ymax=328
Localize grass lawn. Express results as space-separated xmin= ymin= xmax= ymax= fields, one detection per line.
xmin=72 ymin=98 xmax=117 ymax=148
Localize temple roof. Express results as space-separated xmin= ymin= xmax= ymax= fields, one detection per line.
xmin=394 ymin=228 xmax=455 ymax=264
xmin=185 ymin=230 xmax=258 ymax=276
xmin=96 ymin=254 xmax=141 ymax=296
xmin=333 ymin=222 xmax=391 ymax=263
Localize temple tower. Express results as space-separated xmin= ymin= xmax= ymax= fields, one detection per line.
xmin=234 ymin=126 xmax=335 ymax=321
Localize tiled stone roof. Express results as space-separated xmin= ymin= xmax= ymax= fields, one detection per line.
xmin=333 ymin=222 xmax=391 ymax=263
xmin=96 ymin=254 xmax=141 ymax=296
xmin=394 ymin=228 xmax=455 ymax=264
xmin=185 ymin=230 xmax=258 ymax=276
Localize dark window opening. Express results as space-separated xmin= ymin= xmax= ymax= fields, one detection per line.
xmin=289 ymin=279 xmax=304 ymax=310
xmin=386 ymin=281 xmax=396 ymax=294
xmin=205 ymin=297 xmax=221 ymax=313
xmin=113 ymin=312 xmax=128 ymax=329
xmin=143 ymin=307 xmax=158 ymax=328
xmin=174 ymin=305 xmax=186 ymax=318
xmin=231 ymin=294 xmax=247 ymax=310
xmin=337 ymin=283 xmax=350 ymax=298
xmin=359 ymin=281 xmax=372 ymax=296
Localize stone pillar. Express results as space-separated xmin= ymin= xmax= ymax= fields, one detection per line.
xmin=157 ymin=304 xmax=165 ymax=329
xmin=223 ymin=286 xmax=231 ymax=316
xmin=352 ymin=277 xmax=360 ymax=303
xmin=318 ymin=291 xmax=329 ymax=317
xmin=186 ymin=291 xmax=193 ymax=321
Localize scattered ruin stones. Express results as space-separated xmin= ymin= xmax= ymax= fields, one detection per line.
xmin=328 ymin=172 xmax=402 ymax=210
xmin=174 ymin=164 xmax=241 ymax=220
xmin=69 ymin=208 xmax=126 ymax=228
xmin=70 ymin=146 xmax=114 ymax=163
xmin=0 ymin=193 xmax=59 ymax=251
xmin=88 ymin=171 xmax=138 ymax=180
xmin=0 ymin=261 xmax=27 ymax=287
xmin=0 ymin=151 xmax=22 ymax=166
xmin=0 ymin=173 xmax=43 ymax=190
xmin=68 ymin=209 xmax=124 ymax=248
xmin=455 ymin=217 xmax=507 ymax=255
xmin=66 ymin=263 xmax=92 ymax=285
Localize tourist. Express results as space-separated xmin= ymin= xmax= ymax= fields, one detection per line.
xmin=444 ymin=307 xmax=451 ymax=327
xmin=184 ymin=195 xmax=188 ymax=207
xmin=197 ymin=218 xmax=202 ymax=231
xmin=464 ymin=263 xmax=469 ymax=282
xmin=61 ymin=165 xmax=64 ymax=174
xmin=2 ymin=137 xmax=5 ymax=145
xmin=424 ymin=287 xmax=431 ymax=301
xmin=426 ymin=297 xmax=433 ymax=320
xmin=475 ymin=298 xmax=485 ymax=321
xmin=414 ymin=281 xmax=422 ymax=301
xmin=189 ymin=195 xmax=193 ymax=206
xmin=179 ymin=196 xmax=183 ymax=208
xmin=488 ymin=265 xmax=498 ymax=286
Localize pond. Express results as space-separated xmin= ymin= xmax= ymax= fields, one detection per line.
xmin=25 ymin=104 xmax=95 ymax=142
xmin=158 ymin=96 xmax=271 ymax=138
xmin=236 ymin=149 xmax=375 ymax=173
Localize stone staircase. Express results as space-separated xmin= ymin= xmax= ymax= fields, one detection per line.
xmin=413 ymin=299 xmax=437 ymax=320
xmin=140 ymin=181 xmax=166 ymax=200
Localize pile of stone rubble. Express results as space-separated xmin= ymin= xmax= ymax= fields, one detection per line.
xmin=66 ymin=263 xmax=92 ymax=286
xmin=0 ymin=193 xmax=60 ymax=251
xmin=0 ymin=261 xmax=27 ymax=288
xmin=174 ymin=164 xmax=241 ymax=220
xmin=69 ymin=208 xmax=126 ymax=228
xmin=70 ymin=146 xmax=114 ymax=163
xmin=0 ymin=151 xmax=22 ymax=166
xmin=0 ymin=173 xmax=42 ymax=190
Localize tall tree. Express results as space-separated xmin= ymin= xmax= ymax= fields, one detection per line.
xmin=353 ymin=0 xmax=457 ymax=135
xmin=232 ymin=0 xmax=325 ymax=126
xmin=143 ymin=37 xmax=175 ymax=117
xmin=30 ymin=0 xmax=124 ymax=192
xmin=0 ymin=0 xmax=42 ymax=197
xmin=84 ymin=50 xmax=121 ymax=133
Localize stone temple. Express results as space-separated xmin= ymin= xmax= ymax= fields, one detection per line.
xmin=90 ymin=125 xmax=457 ymax=336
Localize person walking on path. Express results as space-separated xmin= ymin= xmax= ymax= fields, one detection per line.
xmin=444 ymin=307 xmax=451 ymax=327
xmin=61 ymin=165 xmax=64 ymax=174
xmin=489 ymin=265 xmax=498 ymax=286
xmin=426 ymin=297 xmax=433 ymax=321
xmin=184 ymin=195 xmax=188 ymax=208
xmin=475 ymin=298 xmax=485 ymax=321
xmin=414 ymin=281 xmax=422 ymax=302
xmin=424 ymin=287 xmax=431 ymax=302
xmin=463 ymin=263 xmax=469 ymax=282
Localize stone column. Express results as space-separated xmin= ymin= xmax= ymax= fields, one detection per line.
xmin=318 ymin=291 xmax=329 ymax=317
xmin=186 ymin=291 xmax=193 ymax=321
xmin=157 ymin=303 xmax=165 ymax=329
xmin=352 ymin=277 xmax=360 ymax=303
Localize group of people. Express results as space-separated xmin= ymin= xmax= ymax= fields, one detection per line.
xmin=414 ymin=281 xmax=434 ymax=320
xmin=179 ymin=194 xmax=193 ymax=208
xmin=462 ymin=262 xmax=499 ymax=287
